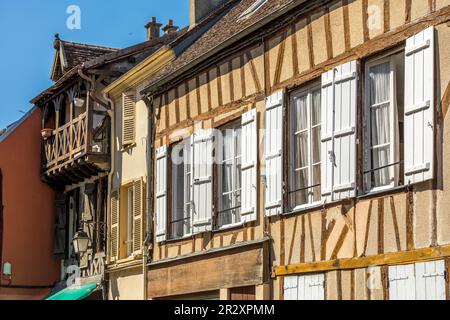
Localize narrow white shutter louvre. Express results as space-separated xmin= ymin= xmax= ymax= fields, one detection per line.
xmin=192 ymin=129 xmax=214 ymax=234
xmin=155 ymin=146 xmax=167 ymax=243
xmin=283 ymin=276 xmax=299 ymax=300
xmin=321 ymin=61 xmax=358 ymax=202
xmin=122 ymin=92 xmax=136 ymax=146
xmin=265 ymin=91 xmax=284 ymax=217
xmin=415 ymin=260 xmax=446 ymax=300
xmin=241 ymin=109 xmax=258 ymax=223
xmin=388 ymin=264 xmax=416 ymax=300
xmin=132 ymin=178 xmax=144 ymax=253
xmin=404 ymin=27 xmax=435 ymax=185
xmin=110 ymin=191 xmax=119 ymax=261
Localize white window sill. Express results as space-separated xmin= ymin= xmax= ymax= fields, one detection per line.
xmin=214 ymin=221 xmax=244 ymax=232
xmin=283 ymin=201 xmax=325 ymax=216
xmin=166 ymin=233 xmax=193 ymax=243
xmin=358 ymin=185 xmax=407 ymax=199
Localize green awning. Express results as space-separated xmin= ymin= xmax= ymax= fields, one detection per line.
xmin=46 ymin=282 xmax=98 ymax=300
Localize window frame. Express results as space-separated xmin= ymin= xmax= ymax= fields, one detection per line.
xmin=287 ymin=81 xmax=323 ymax=212
xmin=215 ymin=119 xmax=243 ymax=230
xmin=169 ymin=139 xmax=192 ymax=240
xmin=363 ymin=54 xmax=401 ymax=194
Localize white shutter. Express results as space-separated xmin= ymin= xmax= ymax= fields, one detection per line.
xmin=404 ymin=27 xmax=435 ymax=185
xmin=155 ymin=146 xmax=167 ymax=243
xmin=192 ymin=129 xmax=214 ymax=233
xmin=284 ymin=274 xmax=325 ymax=300
xmin=122 ymin=92 xmax=136 ymax=146
xmin=321 ymin=61 xmax=358 ymax=202
xmin=110 ymin=191 xmax=119 ymax=261
xmin=265 ymin=91 xmax=284 ymax=217
xmin=241 ymin=109 xmax=258 ymax=223
xmin=132 ymin=178 xmax=144 ymax=253
xmin=388 ymin=264 xmax=416 ymax=300
xmin=415 ymin=260 xmax=446 ymax=300
xmin=283 ymin=276 xmax=299 ymax=300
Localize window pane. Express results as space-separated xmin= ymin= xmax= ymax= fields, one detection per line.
xmin=217 ymin=210 xmax=232 ymax=228
xmin=312 ymin=164 xmax=321 ymax=202
xmin=369 ymin=62 xmax=390 ymax=105
xmin=371 ymin=104 xmax=390 ymax=146
xmin=294 ymin=132 xmax=309 ymax=169
xmin=235 ymin=127 xmax=242 ymax=157
xmin=311 ymin=89 xmax=321 ymax=126
xmin=223 ymin=129 xmax=233 ymax=160
xmin=290 ymin=169 xmax=308 ymax=207
xmin=312 ymin=126 xmax=321 ymax=164
xmin=294 ymin=95 xmax=308 ymax=132
xmin=371 ymin=145 xmax=391 ymax=187
xmin=221 ymin=162 xmax=233 ymax=195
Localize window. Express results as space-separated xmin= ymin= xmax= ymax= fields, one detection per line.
xmin=284 ymin=274 xmax=325 ymax=300
xmin=170 ymin=140 xmax=192 ymax=239
xmin=364 ymin=52 xmax=404 ymax=192
xmin=126 ymin=186 xmax=134 ymax=257
xmin=289 ymin=84 xmax=322 ymax=210
xmin=217 ymin=120 xmax=242 ymax=229
xmin=238 ymin=0 xmax=268 ymax=20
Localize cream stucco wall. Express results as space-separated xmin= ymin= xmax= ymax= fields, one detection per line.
xmin=112 ymin=87 xmax=148 ymax=190
xmin=108 ymin=266 xmax=144 ymax=300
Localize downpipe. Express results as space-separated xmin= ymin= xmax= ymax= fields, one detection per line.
xmin=142 ymin=94 xmax=154 ymax=300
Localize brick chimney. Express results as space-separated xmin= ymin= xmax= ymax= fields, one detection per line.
xmin=162 ymin=19 xmax=179 ymax=35
xmin=190 ymin=0 xmax=225 ymax=27
xmin=145 ymin=17 xmax=162 ymax=41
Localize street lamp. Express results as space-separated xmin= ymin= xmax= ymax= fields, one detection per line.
xmin=72 ymin=230 xmax=89 ymax=255
xmin=73 ymin=98 xmax=85 ymax=108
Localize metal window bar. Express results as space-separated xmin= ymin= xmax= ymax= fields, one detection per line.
xmin=288 ymin=183 xmax=321 ymax=195
xmin=363 ymin=161 xmax=402 ymax=175
xmin=169 ymin=216 xmax=191 ymax=239
xmin=215 ymin=205 xmax=241 ymax=229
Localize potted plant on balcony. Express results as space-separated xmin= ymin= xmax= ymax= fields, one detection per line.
xmin=41 ymin=128 xmax=53 ymax=139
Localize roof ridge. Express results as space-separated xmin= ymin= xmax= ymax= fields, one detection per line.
xmin=60 ymin=39 xmax=119 ymax=51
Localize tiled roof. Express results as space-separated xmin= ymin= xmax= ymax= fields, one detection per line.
xmin=144 ymin=0 xmax=293 ymax=92
xmin=60 ymin=40 xmax=119 ymax=70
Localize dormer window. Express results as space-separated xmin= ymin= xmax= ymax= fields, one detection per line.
xmin=238 ymin=0 xmax=268 ymax=21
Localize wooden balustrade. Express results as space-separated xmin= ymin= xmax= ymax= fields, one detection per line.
xmin=43 ymin=113 xmax=88 ymax=170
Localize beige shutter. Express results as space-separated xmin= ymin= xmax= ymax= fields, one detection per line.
xmin=110 ymin=190 xmax=119 ymax=261
xmin=132 ymin=178 xmax=145 ymax=253
xmin=122 ymin=92 xmax=136 ymax=146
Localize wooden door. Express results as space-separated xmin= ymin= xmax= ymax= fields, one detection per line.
xmin=230 ymin=286 xmax=256 ymax=300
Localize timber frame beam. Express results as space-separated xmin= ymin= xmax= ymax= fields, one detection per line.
xmin=274 ymin=245 xmax=450 ymax=277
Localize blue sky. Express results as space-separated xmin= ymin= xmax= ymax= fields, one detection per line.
xmin=0 ymin=0 xmax=189 ymax=129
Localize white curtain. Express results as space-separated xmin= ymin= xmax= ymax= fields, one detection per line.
xmin=369 ymin=61 xmax=398 ymax=188
xmin=292 ymin=95 xmax=309 ymax=206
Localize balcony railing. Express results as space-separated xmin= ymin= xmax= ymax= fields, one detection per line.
xmin=44 ymin=113 xmax=88 ymax=170
xmin=43 ymin=112 xmax=109 ymax=178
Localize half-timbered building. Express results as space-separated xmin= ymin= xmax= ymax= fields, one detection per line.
xmin=140 ymin=0 xmax=450 ymax=300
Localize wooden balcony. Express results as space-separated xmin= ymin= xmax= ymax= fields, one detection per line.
xmin=43 ymin=111 xmax=110 ymax=186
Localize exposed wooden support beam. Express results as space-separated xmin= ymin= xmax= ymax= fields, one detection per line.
xmin=274 ymin=245 xmax=450 ymax=276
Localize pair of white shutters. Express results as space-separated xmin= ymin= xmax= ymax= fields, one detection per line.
xmin=284 ymin=274 xmax=325 ymax=300
xmin=264 ymin=61 xmax=358 ymax=214
xmin=389 ymin=260 xmax=446 ymax=300
xmin=264 ymin=27 xmax=435 ymax=215
xmin=155 ymin=109 xmax=258 ymax=242
xmin=109 ymin=179 xmax=144 ymax=261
